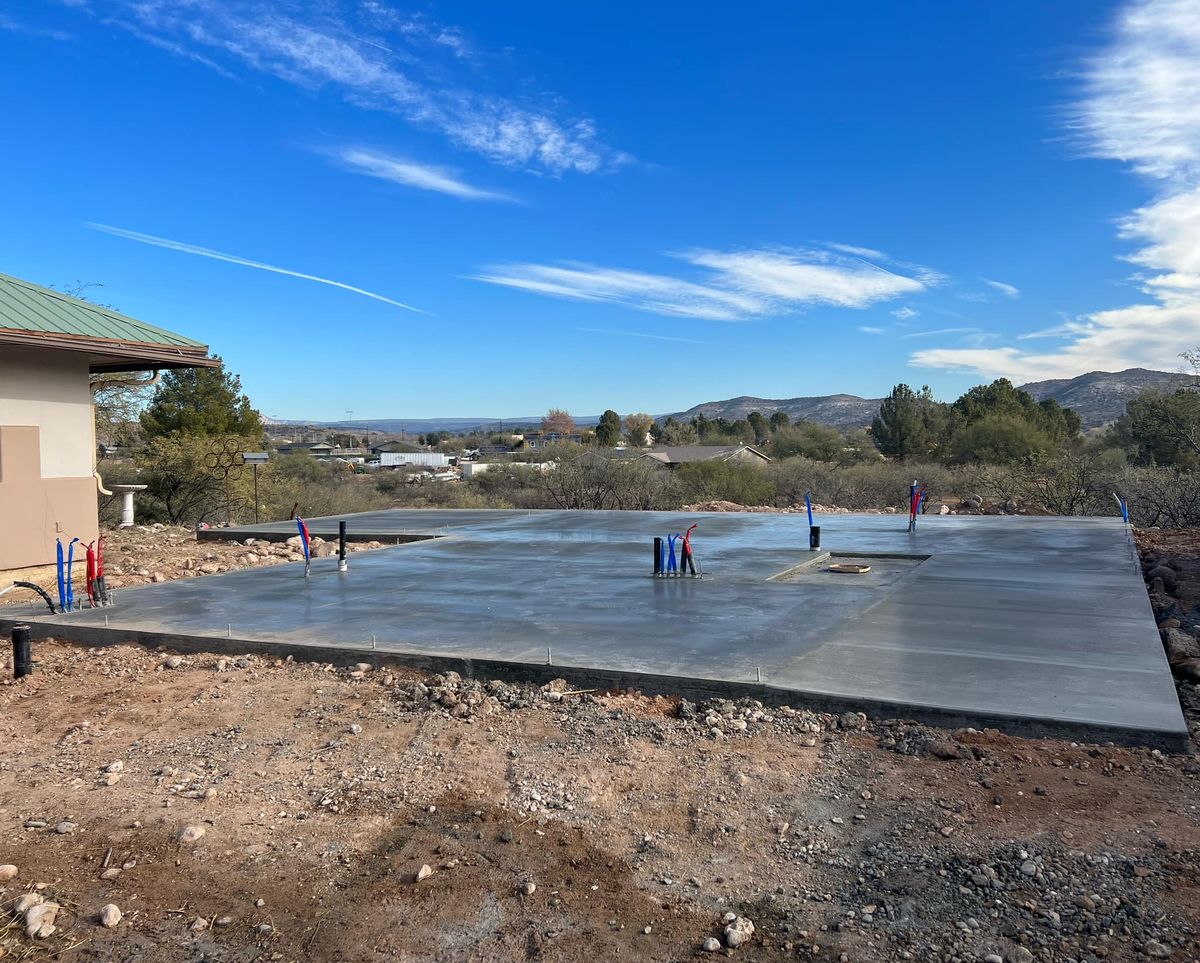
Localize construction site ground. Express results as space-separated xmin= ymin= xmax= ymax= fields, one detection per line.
xmin=0 ymin=525 xmax=1197 ymax=962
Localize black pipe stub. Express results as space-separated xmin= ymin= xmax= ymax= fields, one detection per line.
xmin=338 ymin=521 xmax=348 ymax=573
xmin=809 ymin=526 xmax=822 ymax=551
xmin=12 ymin=624 xmax=32 ymax=679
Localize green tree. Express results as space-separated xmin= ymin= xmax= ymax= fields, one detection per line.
xmin=871 ymin=384 xmax=943 ymax=459
xmin=1110 ymin=389 xmax=1200 ymax=469
xmin=947 ymin=414 xmax=1053 ymax=464
xmin=768 ymin=411 xmax=790 ymax=432
xmin=772 ymin=421 xmax=845 ymax=461
xmin=140 ymin=358 xmax=261 ymax=439
xmin=595 ymin=409 xmax=623 ymax=446
xmin=746 ymin=411 xmax=769 ymax=445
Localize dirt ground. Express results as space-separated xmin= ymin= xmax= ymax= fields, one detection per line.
xmin=0 ymin=527 xmax=1197 ymax=962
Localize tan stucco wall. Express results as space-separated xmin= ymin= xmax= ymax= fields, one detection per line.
xmin=0 ymin=346 xmax=96 ymax=479
xmin=0 ymin=346 xmax=100 ymax=570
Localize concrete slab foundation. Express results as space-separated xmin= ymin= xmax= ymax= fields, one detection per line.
xmin=1 ymin=510 xmax=1187 ymax=748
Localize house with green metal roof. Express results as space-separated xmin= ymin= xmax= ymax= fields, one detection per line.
xmin=0 ymin=271 xmax=217 ymax=571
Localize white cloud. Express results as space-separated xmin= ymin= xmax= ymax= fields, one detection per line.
xmin=334 ymin=147 xmax=512 ymax=201
xmin=858 ymin=326 xmax=885 ymax=334
xmin=982 ymin=278 xmax=1021 ymax=298
xmin=92 ymin=1 xmax=622 ymax=175
xmin=473 ymin=245 xmax=937 ymax=321
xmin=88 ymin=223 xmax=423 ymax=312
xmin=891 ymin=306 xmax=919 ymax=320
xmin=915 ymin=0 xmax=1200 ymax=380
xmin=826 ymin=242 xmax=888 ymax=260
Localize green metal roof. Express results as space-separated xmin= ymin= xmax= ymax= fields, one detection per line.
xmin=0 ymin=271 xmax=207 ymax=349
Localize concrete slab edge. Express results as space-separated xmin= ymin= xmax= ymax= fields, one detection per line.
xmin=1 ymin=616 xmax=1187 ymax=753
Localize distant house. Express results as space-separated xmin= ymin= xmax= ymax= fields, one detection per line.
xmin=276 ymin=442 xmax=335 ymax=456
xmin=369 ymin=439 xmax=423 ymax=455
xmin=640 ymin=445 xmax=771 ymax=468
xmin=519 ymin=431 xmax=583 ymax=450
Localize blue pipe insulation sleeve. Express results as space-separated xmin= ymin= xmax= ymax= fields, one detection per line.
xmin=804 ymin=491 xmax=813 ymax=528
xmin=66 ymin=537 xmax=79 ymax=612
xmin=56 ymin=539 xmax=65 ymax=611
xmin=667 ymin=533 xmax=678 ymax=573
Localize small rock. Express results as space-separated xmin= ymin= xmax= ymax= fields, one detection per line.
xmin=164 ymin=655 xmax=183 ymax=669
xmin=54 ymin=821 xmax=76 ymax=835
xmin=348 ymin=724 xmax=362 ymax=735
xmin=985 ymin=956 xmax=1004 ymax=963
xmin=703 ymin=936 xmax=722 ymax=952
xmin=1019 ymin=859 xmax=1038 ymax=877
xmin=415 ymin=864 xmax=433 ymax=883
xmin=177 ymin=824 xmax=206 ymax=845
xmin=0 ymin=864 xmax=17 ymax=881
xmin=25 ymin=899 xmax=60 ymax=939
xmin=521 ymin=881 xmax=537 ymax=896
xmin=1007 ymin=948 xmax=1034 ymax=963
xmin=105 ymin=761 xmax=125 ymax=774
xmin=191 ymin=917 xmax=209 ymax=932
xmin=100 ymin=868 xmax=122 ymax=880
xmin=1145 ymin=940 xmax=1172 ymax=959
xmin=215 ymin=916 xmax=234 ymax=927
xmin=99 ymin=903 xmax=122 ymax=928
xmin=724 ymin=916 xmax=755 ymax=948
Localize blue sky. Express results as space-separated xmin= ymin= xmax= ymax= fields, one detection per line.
xmin=2 ymin=0 xmax=1198 ymax=420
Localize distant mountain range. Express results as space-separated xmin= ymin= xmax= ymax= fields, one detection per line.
xmin=1018 ymin=368 xmax=1194 ymax=429
xmin=268 ymin=368 xmax=1194 ymax=436
xmin=667 ymin=367 xmax=1195 ymax=431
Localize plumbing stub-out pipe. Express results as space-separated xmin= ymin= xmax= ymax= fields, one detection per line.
xmin=653 ymin=536 xmax=663 ymax=576
xmin=338 ymin=520 xmax=348 ymax=573
xmin=12 ymin=624 xmax=32 ymax=679
xmin=809 ymin=525 xmax=821 ymax=551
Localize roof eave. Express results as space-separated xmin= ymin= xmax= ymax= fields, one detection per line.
xmin=0 ymin=328 xmax=218 ymax=373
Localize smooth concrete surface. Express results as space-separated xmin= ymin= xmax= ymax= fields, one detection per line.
xmin=4 ymin=510 xmax=1187 ymax=746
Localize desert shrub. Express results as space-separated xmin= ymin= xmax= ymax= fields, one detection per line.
xmin=136 ymin=432 xmax=261 ymax=525
xmin=263 ymin=457 xmax=390 ymax=521
xmin=1115 ymin=466 xmax=1200 ymax=528
xmin=767 ymin=457 xmax=963 ymax=511
xmin=677 ymin=459 xmax=774 ymax=506
xmin=974 ymin=451 xmax=1111 ymax=516
xmin=541 ymin=449 xmax=684 ymax=510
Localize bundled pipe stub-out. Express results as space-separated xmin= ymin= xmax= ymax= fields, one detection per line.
xmin=653 ymin=523 xmax=701 ymax=577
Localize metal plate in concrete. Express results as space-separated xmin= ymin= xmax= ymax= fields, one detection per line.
xmin=3 ymin=510 xmax=1186 ymax=747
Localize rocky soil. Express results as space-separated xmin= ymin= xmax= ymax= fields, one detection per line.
xmin=0 ymin=526 xmax=1194 ymax=961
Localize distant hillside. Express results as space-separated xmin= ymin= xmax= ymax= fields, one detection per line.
xmin=1020 ymin=368 xmax=1194 ymax=429
xmin=667 ymin=394 xmax=881 ymax=431
xmin=667 ymin=368 xmax=1195 ymax=432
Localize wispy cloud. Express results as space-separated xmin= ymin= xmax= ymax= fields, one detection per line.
xmin=573 ymin=326 xmax=709 ymax=345
xmin=88 ymin=223 xmax=423 ymax=312
xmin=0 ymin=12 xmax=72 ymax=41
xmin=891 ymin=306 xmax=919 ymax=320
xmin=826 ymin=241 xmax=887 ymax=260
xmin=903 ymin=326 xmax=988 ymax=339
xmin=915 ymin=0 xmax=1200 ymax=380
xmin=85 ymin=1 xmax=624 ymax=175
xmin=858 ymin=326 xmax=885 ymax=334
xmin=333 ymin=147 xmax=513 ymax=201
xmin=982 ymin=278 xmax=1021 ymax=298
xmin=474 ymin=245 xmax=937 ymax=321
